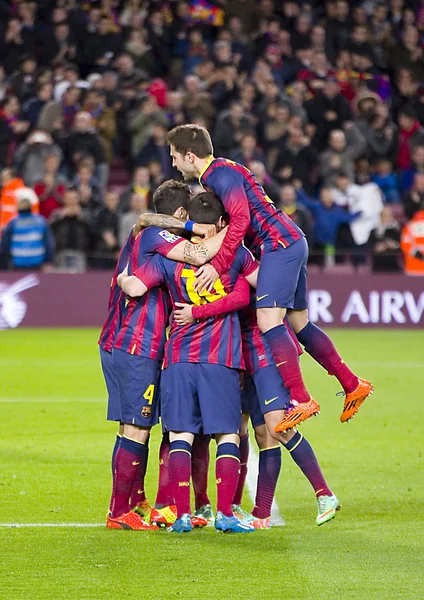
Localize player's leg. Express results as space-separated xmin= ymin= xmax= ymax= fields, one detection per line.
xmin=254 ymin=365 xmax=339 ymax=525
xmin=198 ymin=365 xmax=254 ymax=533
xmin=149 ymin=433 xmax=178 ymax=528
xmin=256 ymin=238 xmax=319 ymax=430
xmin=192 ymin=433 xmax=212 ymax=510
xmin=232 ymin=412 xmax=250 ymax=519
xmin=100 ymin=348 xmax=123 ymax=514
xmin=280 ymin=428 xmax=340 ymax=526
xmin=107 ymin=349 xmax=159 ymax=530
xmin=160 ymin=363 xmax=201 ymax=532
xmin=288 ymin=310 xmax=374 ymax=422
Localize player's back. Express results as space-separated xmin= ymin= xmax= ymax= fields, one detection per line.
xmin=98 ymin=232 xmax=135 ymax=352
xmin=137 ymin=245 xmax=254 ymax=370
xmin=201 ymin=158 xmax=303 ymax=254
xmin=113 ymin=229 xmax=171 ymax=361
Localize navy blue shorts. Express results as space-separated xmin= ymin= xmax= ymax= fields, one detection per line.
xmin=100 ymin=347 xmax=121 ymax=422
xmin=111 ymin=348 xmax=160 ymax=428
xmin=241 ymin=365 xmax=290 ymax=428
xmin=256 ymin=236 xmax=308 ymax=310
xmin=160 ymin=363 xmax=241 ymax=435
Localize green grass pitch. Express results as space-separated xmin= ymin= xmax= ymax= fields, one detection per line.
xmin=0 ymin=328 xmax=423 ymax=600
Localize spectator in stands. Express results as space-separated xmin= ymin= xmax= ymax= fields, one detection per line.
xmin=82 ymin=89 xmax=117 ymax=165
xmin=21 ymin=82 xmax=54 ymax=130
xmin=390 ymin=26 xmax=424 ymax=81
xmin=147 ymin=160 xmax=165 ymax=196
xmin=214 ymin=101 xmax=251 ymax=156
xmin=37 ymin=85 xmax=81 ymax=135
xmin=277 ymin=183 xmax=313 ymax=244
xmin=370 ymin=206 xmax=401 ymax=272
xmin=83 ymin=15 xmax=122 ymax=71
xmin=34 ymin=152 xmax=67 ymax=220
xmin=60 ymin=111 xmax=107 ymax=188
xmin=136 ymin=122 xmax=174 ymax=179
xmin=129 ymin=95 xmax=168 ymax=160
xmin=14 ymin=130 xmax=62 ymax=187
xmin=9 ymin=55 xmax=38 ymax=103
xmin=296 ymin=184 xmax=361 ymax=265
xmin=73 ymin=162 xmax=102 ymax=216
xmin=231 ymin=132 xmax=265 ymax=167
xmin=182 ymin=74 xmax=215 ymax=128
xmin=319 ymin=123 xmax=367 ymax=186
xmin=0 ymin=96 xmax=29 ymax=170
xmin=371 ymin=159 xmax=401 ymax=204
xmin=273 ymin=125 xmax=317 ymax=192
xmin=403 ymin=173 xmax=424 ymax=219
xmin=0 ymin=167 xmax=39 ymax=233
xmin=53 ymin=64 xmax=89 ymax=102
xmin=400 ymin=209 xmax=424 ymax=275
xmin=0 ymin=197 xmax=55 ymax=270
xmin=119 ymin=166 xmax=151 ymax=213
xmin=400 ymin=145 xmax=424 ymax=192
xmin=92 ymin=191 xmax=120 ymax=268
xmin=119 ymin=191 xmax=150 ymax=246
xmin=1 ymin=17 xmax=35 ymax=74
xmin=332 ymin=171 xmax=384 ymax=265
xmin=357 ymin=106 xmax=398 ymax=165
xmin=249 ymin=161 xmax=280 ymax=202
xmin=50 ymin=186 xmax=92 ymax=272
xmin=43 ymin=23 xmax=77 ymax=68
xmin=396 ymin=106 xmax=424 ymax=171
xmin=304 ymin=77 xmax=353 ymax=151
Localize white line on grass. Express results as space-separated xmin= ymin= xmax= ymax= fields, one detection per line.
xmin=246 ymin=440 xmax=285 ymax=527
xmin=0 ymin=523 xmax=104 ymax=528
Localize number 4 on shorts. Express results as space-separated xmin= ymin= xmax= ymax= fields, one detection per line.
xmin=143 ymin=384 xmax=155 ymax=405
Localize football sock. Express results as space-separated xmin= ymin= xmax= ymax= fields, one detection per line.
xmin=111 ymin=436 xmax=147 ymax=518
xmin=129 ymin=438 xmax=149 ymax=510
xmin=296 ymin=321 xmax=358 ymax=394
xmin=191 ymin=433 xmax=211 ymax=509
xmin=264 ymin=324 xmax=310 ymax=403
xmin=284 ymin=432 xmax=332 ymax=497
xmin=155 ymin=434 xmax=173 ymax=508
xmin=108 ymin=434 xmax=121 ymax=513
xmin=233 ymin=433 xmax=249 ymax=505
xmin=216 ymin=442 xmax=240 ymax=517
xmin=169 ymin=440 xmax=192 ymax=518
xmin=252 ymin=447 xmax=281 ymax=519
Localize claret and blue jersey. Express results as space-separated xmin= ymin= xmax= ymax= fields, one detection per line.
xmin=200 ymin=157 xmax=303 ymax=274
xmin=112 ymin=227 xmax=182 ymax=360
xmin=134 ymin=245 xmax=256 ymax=370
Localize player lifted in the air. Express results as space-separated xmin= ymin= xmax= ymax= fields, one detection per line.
xmin=166 ymin=124 xmax=373 ymax=432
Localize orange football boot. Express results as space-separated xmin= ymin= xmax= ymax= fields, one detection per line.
xmin=191 ymin=515 xmax=208 ymax=528
xmin=340 ymin=378 xmax=374 ymax=423
xmin=150 ymin=505 xmax=177 ymax=528
xmin=274 ymin=397 xmax=320 ymax=433
xmin=107 ymin=511 xmax=159 ymax=530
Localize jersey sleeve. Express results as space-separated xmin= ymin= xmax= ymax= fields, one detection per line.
xmin=238 ymin=245 xmax=258 ymax=277
xmin=133 ymin=254 xmax=166 ymax=289
xmin=203 ymin=166 xmax=251 ymax=276
xmin=139 ymin=226 xmax=184 ymax=258
xmin=191 ymin=275 xmax=250 ymax=320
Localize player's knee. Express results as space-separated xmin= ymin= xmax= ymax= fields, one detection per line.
xmin=287 ymin=309 xmax=309 ymax=334
xmin=257 ymin=307 xmax=285 ymax=333
xmin=216 ymin=433 xmax=240 ymax=446
xmin=254 ymin=424 xmax=269 ymax=449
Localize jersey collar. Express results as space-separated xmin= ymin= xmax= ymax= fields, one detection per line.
xmin=198 ymin=155 xmax=215 ymax=183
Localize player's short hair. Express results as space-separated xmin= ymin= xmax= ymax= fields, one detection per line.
xmin=167 ymin=124 xmax=214 ymax=158
xmin=153 ymin=180 xmax=192 ymax=215
xmin=188 ymin=192 xmax=226 ymax=225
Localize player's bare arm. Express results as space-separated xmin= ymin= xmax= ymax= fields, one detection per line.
xmin=134 ymin=213 xmax=216 ymax=239
xmin=118 ymin=272 xmax=148 ymax=298
xmin=168 ymin=226 xmax=227 ymax=266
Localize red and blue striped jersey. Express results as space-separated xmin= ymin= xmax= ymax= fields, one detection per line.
xmin=135 ymin=245 xmax=257 ymax=370
xmin=239 ymin=292 xmax=274 ymax=375
xmin=113 ymin=227 xmax=181 ymax=359
xmin=200 ymin=157 xmax=303 ymax=275
xmin=240 ymin=299 xmax=304 ymax=375
xmin=98 ymin=231 xmax=135 ymax=353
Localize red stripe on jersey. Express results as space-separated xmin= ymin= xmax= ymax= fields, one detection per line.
xmin=208 ymin=319 xmax=223 ymax=364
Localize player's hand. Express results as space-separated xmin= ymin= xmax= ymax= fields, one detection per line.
xmin=194 ymin=264 xmax=219 ymax=294
xmin=192 ymin=223 xmax=216 ymax=239
xmin=174 ymin=302 xmax=195 ymax=325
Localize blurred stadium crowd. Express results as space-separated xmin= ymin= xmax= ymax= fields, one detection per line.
xmin=1 ymin=0 xmax=424 ymax=274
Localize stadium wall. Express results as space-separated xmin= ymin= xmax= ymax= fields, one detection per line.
xmin=0 ymin=272 xmax=423 ymax=329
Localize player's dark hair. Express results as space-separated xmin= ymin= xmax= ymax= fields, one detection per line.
xmin=167 ymin=124 xmax=214 ymax=158
xmin=153 ymin=180 xmax=192 ymax=215
xmin=188 ymin=192 xmax=226 ymax=225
